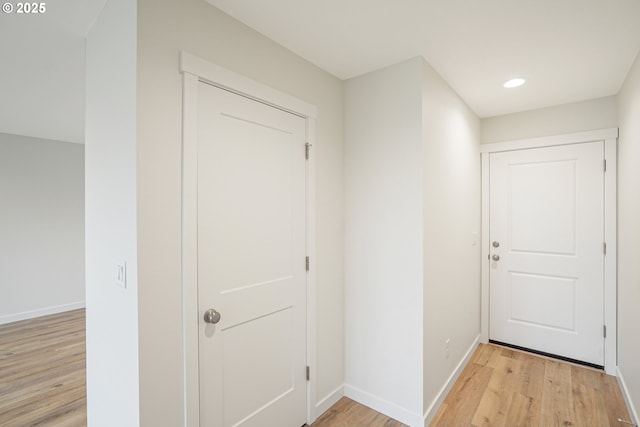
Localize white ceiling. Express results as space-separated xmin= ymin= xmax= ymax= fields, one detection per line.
xmin=2 ymin=1 xmax=639 ymax=144
xmin=207 ymin=0 xmax=640 ymax=118
xmin=0 ymin=0 xmax=105 ymax=143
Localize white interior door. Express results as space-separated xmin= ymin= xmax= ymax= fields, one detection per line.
xmin=197 ymin=82 xmax=307 ymax=427
xmin=489 ymin=141 xmax=605 ymax=366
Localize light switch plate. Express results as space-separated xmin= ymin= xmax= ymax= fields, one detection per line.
xmin=116 ymin=262 xmax=127 ymax=288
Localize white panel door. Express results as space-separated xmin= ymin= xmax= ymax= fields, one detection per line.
xmin=489 ymin=141 xmax=605 ymax=366
xmin=197 ymin=82 xmax=307 ymax=427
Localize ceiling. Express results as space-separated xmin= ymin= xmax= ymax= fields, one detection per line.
xmin=207 ymin=0 xmax=640 ymax=118
xmin=1 ymin=1 xmax=639 ymax=144
xmin=0 ymin=0 xmax=106 ymax=143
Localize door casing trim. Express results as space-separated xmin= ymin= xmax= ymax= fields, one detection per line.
xmin=180 ymin=51 xmax=318 ymax=426
xmin=480 ymin=128 xmax=618 ymax=375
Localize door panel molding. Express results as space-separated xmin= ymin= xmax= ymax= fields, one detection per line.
xmin=181 ymin=52 xmax=318 ymax=426
xmin=480 ymin=129 xmax=618 ymax=375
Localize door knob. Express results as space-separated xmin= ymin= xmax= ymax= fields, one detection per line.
xmin=492 ymin=254 xmax=500 ymax=261
xmin=204 ymin=309 xmax=221 ymax=324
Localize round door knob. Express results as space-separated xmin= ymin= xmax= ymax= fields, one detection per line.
xmin=492 ymin=254 xmax=500 ymax=261
xmin=204 ymin=309 xmax=221 ymax=324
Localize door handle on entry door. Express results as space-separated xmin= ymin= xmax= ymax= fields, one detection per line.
xmin=204 ymin=309 xmax=221 ymax=324
xmin=492 ymin=254 xmax=500 ymax=261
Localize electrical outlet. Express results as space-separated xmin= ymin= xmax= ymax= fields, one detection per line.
xmin=445 ymin=338 xmax=451 ymax=359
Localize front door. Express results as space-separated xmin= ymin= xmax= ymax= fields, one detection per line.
xmin=489 ymin=141 xmax=605 ymax=366
xmin=197 ymin=82 xmax=307 ymax=426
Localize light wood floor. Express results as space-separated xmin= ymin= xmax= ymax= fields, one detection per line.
xmin=0 ymin=309 xmax=86 ymax=426
xmin=431 ymin=343 xmax=632 ymax=427
xmin=309 ymin=397 xmax=406 ymax=427
xmin=1 ymin=312 xmax=633 ymax=427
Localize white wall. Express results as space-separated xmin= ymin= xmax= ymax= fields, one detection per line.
xmin=0 ymin=133 xmax=84 ymax=323
xmin=85 ymin=0 xmax=139 ymax=425
xmin=617 ymin=50 xmax=640 ymax=423
xmin=343 ymin=57 xmax=481 ymax=427
xmin=344 ymin=58 xmax=424 ymax=425
xmin=421 ymin=60 xmax=481 ymax=419
xmin=481 ymin=96 xmax=618 ymax=143
xmin=136 ymin=0 xmax=344 ymax=424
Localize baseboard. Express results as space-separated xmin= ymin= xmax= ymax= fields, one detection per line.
xmin=0 ymin=301 xmax=85 ymax=325
xmin=314 ymin=384 xmax=344 ymax=420
xmin=423 ymin=335 xmax=480 ymax=426
xmin=617 ymin=366 xmax=639 ymax=425
xmin=344 ymin=384 xmax=423 ymax=427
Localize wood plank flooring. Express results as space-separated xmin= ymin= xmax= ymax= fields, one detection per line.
xmin=0 ymin=309 xmax=86 ymax=427
xmin=430 ymin=343 xmax=633 ymax=427
xmin=309 ymin=397 xmax=406 ymax=427
xmin=0 ymin=312 xmax=633 ymax=427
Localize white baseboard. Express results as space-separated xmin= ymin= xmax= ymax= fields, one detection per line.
xmin=0 ymin=301 xmax=85 ymax=325
xmin=617 ymin=366 xmax=639 ymax=425
xmin=423 ymin=335 xmax=480 ymax=426
xmin=344 ymin=384 xmax=423 ymax=427
xmin=314 ymin=384 xmax=344 ymax=421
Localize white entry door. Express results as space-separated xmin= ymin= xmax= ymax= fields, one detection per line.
xmin=489 ymin=141 xmax=605 ymax=366
xmin=197 ymin=82 xmax=307 ymax=427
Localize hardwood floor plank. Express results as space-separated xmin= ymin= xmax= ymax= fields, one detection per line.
xmin=29 ymin=395 xmax=86 ymax=427
xmin=1 ymin=315 xmax=632 ymax=427
xmin=431 ymin=344 xmax=632 ymax=427
xmin=0 ymin=309 xmax=86 ymax=426
xmin=35 ymin=404 xmax=87 ymax=427
xmin=504 ymin=392 xmax=540 ymax=427
xmin=602 ymin=373 xmax=633 ymax=426
xmin=470 ymin=343 xmax=495 ymax=366
xmin=574 ymin=382 xmax=611 ymax=427
xmin=0 ymin=370 xmax=85 ymax=413
xmin=472 ymin=343 xmax=502 ymax=369
xmin=432 ymin=361 xmax=493 ymax=426
xmin=472 ymin=356 xmax=513 ymax=426
xmin=309 ymin=397 xmax=406 ymax=427
xmin=520 ymin=354 xmax=545 ymax=399
xmin=0 ymin=380 xmax=85 ymax=425
xmin=0 ymin=355 xmax=85 ymax=393
xmin=539 ymin=359 xmax=576 ymax=427
xmin=472 ymin=386 xmax=513 ymax=427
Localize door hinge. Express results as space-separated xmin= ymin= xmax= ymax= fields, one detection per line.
xmin=604 ymin=242 xmax=607 ymax=255
xmin=305 ymin=256 xmax=310 ymax=272
xmin=306 ymin=366 xmax=310 ymax=381
xmin=603 ymin=159 xmax=607 ymax=172
xmin=603 ymin=325 xmax=607 ymax=338
xmin=305 ymin=143 xmax=312 ymax=160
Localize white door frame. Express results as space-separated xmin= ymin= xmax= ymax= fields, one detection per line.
xmin=479 ymin=128 xmax=618 ymax=375
xmin=180 ymin=52 xmax=318 ymax=426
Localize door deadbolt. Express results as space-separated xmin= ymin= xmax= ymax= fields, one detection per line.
xmin=204 ymin=309 xmax=221 ymax=324
xmin=492 ymin=241 xmax=500 ymax=248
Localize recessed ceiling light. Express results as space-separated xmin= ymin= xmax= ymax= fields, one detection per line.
xmin=504 ymin=78 xmax=526 ymax=88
